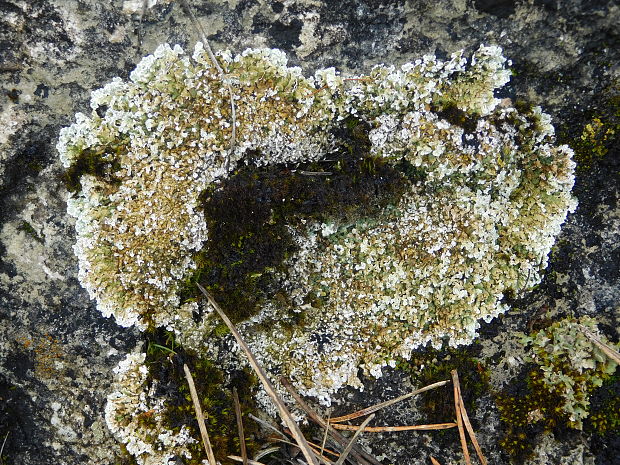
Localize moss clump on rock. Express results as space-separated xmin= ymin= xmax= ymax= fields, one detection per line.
xmin=398 ymin=348 xmax=490 ymax=427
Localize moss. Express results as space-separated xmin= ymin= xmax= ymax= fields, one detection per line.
xmin=178 ymin=120 xmax=409 ymax=324
xmin=63 ymin=145 xmax=123 ymax=193
xmin=495 ymin=367 xmax=571 ymax=462
xmin=143 ymin=329 xmax=260 ymax=465
xmin=114 ymin=444 xmax=140 ymax=465
xmin=585 ymin=374 xmax=620 ymax=437
xmin=17 ymin=221 xmax=44 ymax=243
xmin=397 ymin=348 xmax=490 ymax=427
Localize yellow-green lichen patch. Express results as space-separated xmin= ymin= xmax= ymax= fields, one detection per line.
xmin=561 ymin=87 xmax=620 ymax=172
xmin=523 ymin=316 xmax=618 ymax=429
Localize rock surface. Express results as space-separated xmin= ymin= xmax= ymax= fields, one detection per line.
xmin=0 ymin=1 xmax=618 ymax=464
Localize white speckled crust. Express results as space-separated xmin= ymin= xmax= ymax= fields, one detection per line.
xmin=60 ymin=44 xmax=577 ymax=452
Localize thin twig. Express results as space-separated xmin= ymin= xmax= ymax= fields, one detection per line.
xmin=197 ymin=283 xmax=319 ymax=465
xmin=580 ymin=325 xmax=620 ymax=364
xmin=330 ymin=423 xmax=457 ymax=432
xmin=279 ymin=377 xmax=382 ymax=465
xmin=330 ymin=380 xmax=450 ymax=423
xmin=455 ymin=376 xmax=487 ymax=465
xmin=451 ymin=370 xmax=471 ymax=465
xmin=183 ymin=364 xmax=217 ymax=465
xmin=334 ymin=414 xmax=375 ymax=465
xmin=233 ymin=388 xmax=249 ymax=465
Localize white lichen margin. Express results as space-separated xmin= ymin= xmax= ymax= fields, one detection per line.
xmin=58 ymin=42 xmax=577 ymax=458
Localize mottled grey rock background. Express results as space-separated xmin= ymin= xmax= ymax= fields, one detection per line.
xmin=0 ymin=1 xmax=618 ymax=464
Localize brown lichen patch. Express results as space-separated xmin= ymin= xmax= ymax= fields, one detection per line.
xmin=17 ymin=333 xmax=64 ymax=380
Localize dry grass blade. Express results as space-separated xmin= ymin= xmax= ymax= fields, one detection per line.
xmin=330 ymin=380 xmax=450 ymax=423
xmin=197 ymin=283 xmax=319 ymax=465
xmin=330 ymin=423 xmax=457 ymax=432
xmin=280 ymin=377 xmax=382 ymax=465
xmin=580 ymin=325 xmax=620 ymax=364
xmin=451 ymin=370 xmax=471 ymax=465
xmin=430 ymin=457 xmax=442 ymax=465
xmin=183 ymin=364 xmax=217 ymax=465
xmin=228 ymin=456 xmax=267 ymax=465
xmin=334 ymin=414 xmax=375 ymax=465
xmin=454 ymin=375 xmax=487 ymax=465
xmin=233 ymin=387 xmax=249 ymax=465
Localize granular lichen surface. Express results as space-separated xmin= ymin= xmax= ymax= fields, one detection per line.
xmin=57 ymin=42 xmax=578 ymax=461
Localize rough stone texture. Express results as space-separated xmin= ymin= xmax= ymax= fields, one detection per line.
xmin=0 ymin=1 xmax=617 ymax=464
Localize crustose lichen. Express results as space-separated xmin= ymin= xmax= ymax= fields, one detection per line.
xmin=58 ymin=42 xmax=577 ymax=461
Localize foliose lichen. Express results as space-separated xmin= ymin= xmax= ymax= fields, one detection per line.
xmin=59 ymin=42 xmax=577 ymax=453
xmin=522 ymin=316 xmax=618 ymax=429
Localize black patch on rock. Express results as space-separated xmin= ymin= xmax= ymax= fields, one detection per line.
xmin=34 ymin=83 xmax=49 ymax=98
xmin=252 ymin=15 xmax=303 ymax=49
xmin=0 ymin=376 xmax=51 ymax=461
xmin=474 ymin=0 xmax=516 ymax=18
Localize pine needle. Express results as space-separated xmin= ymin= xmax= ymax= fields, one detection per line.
xmin=197 ymin=283 xmax=319 ymax=465
xmin=280 ymin=377 xmax=382 ymax=465
xmin=233 ymin=387 xmax=249 ymax=465
xmin=248 ymin=413 xmax=288 ymax=440
xmin=334 ymin=414 xmax=375 ymax=465
xmin=180 ymin=0 xmax=236 ymax=171
xmin=183 ymin=364 xmax=217 ymax=465
xmin=430 ymin=457 xmax=442 ymax=465
xmin=228 ymin=456 xmax=268 ymax=465
xmin=454 ymin=373 xmax=487 ymax=465
xmin=330 ymin=423 xmax=457 ymax=432
xmin=451 ymin=370 xmax=471 ymax=465
xmin=580 ymin=325 xmax=620 ymax=364
xmin=329 ymin=380 xmax=450 ymax=423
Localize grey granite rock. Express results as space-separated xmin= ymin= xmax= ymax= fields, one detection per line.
xmin=0 ymin=1 xmax=618 ymax=464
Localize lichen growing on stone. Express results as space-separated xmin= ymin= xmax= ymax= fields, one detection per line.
xmin=522 ymin=316 xmax=618 ymax=429
xmin=105 ymin=352 xmax=198 ymax=465
xmin=59 ymin=42 xmax=576 ymax=410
